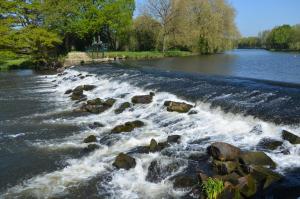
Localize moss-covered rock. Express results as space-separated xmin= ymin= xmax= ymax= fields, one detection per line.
xmin=249 ymin=165 xmax=282 ymax=189
xmin=207 ymin=142 xmax=241 ymax=161
xmin=83 ymin=135 xmax=97 ymax=143
xmin=239 ymin=151 xmax=276 ymax=169
xmin=164 ymin=101 xmax=193 ymax=113
xmin=173 ymin=175 xmax=198 ymax=189
xmin=112 ymin=153 xmax=136 ymax=170
xmin=237 ymin=175 xmax=257 ymax=198
xmin=282 ymin=130 xmax=300 ymax=144
xmin=149 ymin=139 xmax=158 ymax=152
xmin=111 ymin=120 xmax=145 ymax=133
xmin=212 ymin=159 xmax=239 ymax=175
xmin=115 ymin=102 xmax=131 ymax=114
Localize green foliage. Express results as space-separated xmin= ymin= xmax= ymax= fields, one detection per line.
xmin=238 ymin=37 xmax=261 ymax=49
xmin=239 ymin=24 xmax=300 ymax=51
xmin=202 ymin=178 xmax=224 ymax=199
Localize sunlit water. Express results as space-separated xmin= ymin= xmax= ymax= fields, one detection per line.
xmin=0 ymin=50 xmax=300 ymax=198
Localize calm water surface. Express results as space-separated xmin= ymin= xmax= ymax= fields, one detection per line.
xmin=0 ymin=49 xmax=300 ymax=198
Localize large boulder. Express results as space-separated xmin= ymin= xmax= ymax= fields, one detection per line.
xmin=257 ymin=138 xmax=283 ymax=150
xmin=164 ymin=101 xmax=193 ymax=113
xmin=112 ymin=153 xmax=136 ymax=170
xmin=115 ymin=102 xmax=131 ymax=114
xmin=249 ymin=165 xmax=282 ymax=189
xmin=239 ymin=151 xmax=276 ymax=169
xmin=282 ymin=130 xmax=300 ymax=144
xmin=207 ymin=142 xmax=241 ymax=161
xmin=131 ymin=94 xmax=153 ymax=104
xmin=83 ymin=135 xmax=97 ymax=143
xmin=111 ymin=120 xmax=145 ymax=134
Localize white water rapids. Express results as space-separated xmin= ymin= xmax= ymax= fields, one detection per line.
xmin=2 ymin=68 xmax=300 ymax=199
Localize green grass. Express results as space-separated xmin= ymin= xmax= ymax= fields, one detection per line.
xmin=0 ymin=57 xmax=30 ymax=71
xmin=88 ymin=51 xmax=194 ymax=59
xmin=202 ymin=178 xmax=225 ymax=199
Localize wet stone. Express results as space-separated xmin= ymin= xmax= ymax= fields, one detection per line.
xmin=83 ymin=135 xmax=97 ymax=143
xmin=112 ymin=153 xmax=136 ymax=170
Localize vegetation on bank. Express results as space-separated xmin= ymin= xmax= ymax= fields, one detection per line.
xmin=0 ymin=0 xmax=239 ymax=69
xmin=88 ymin=51 xmax=194 ymax=59
xmin=238 ymin=24 xmax=300 ymax=51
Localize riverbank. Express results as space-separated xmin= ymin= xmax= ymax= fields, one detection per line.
xmin=0 ymin=51 xmax=194 ymax=71
xmin=0 ymin=57 xmax=30 ymax=71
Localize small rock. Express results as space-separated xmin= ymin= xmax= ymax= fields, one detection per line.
xmin=111 ymin=120 xmax=145 ymax=134
xmin=65 ymin=89 xmax=73 ymax=94
xmin=131 ymin=94 xmax=153 ymax=104
xmin=188 ymin=110 xmax=198 ymax=115
xmin=112 ymin=153 xmax=136 ymax=170
xmin=149 ymin=139 xmax=158 ymax=152
xmin=257 ymin=138 xmax=283 ymax=150
xmin=115 ymin=102 xmax=131 ymax=114
xmin=88 ymin=122 xmax=104 ymax=129
xmin=167 ymin=135 xmax=181 ymax=144
xmin=83 ymin=135 xmax=97 ymax=143
xmin=207 ymin=142 xmax=241 ymax=161
xmin=164 ymin=101 xmax=193 ymax=113
xmin=282 ymin=130 xmax=300 ymax=144
xmin=83 ymin=144 xmax=99 ymax=153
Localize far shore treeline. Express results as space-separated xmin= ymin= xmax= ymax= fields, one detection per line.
xmin=238 ymin=24 xmax=300 ymax=51
xmin=0 ymin=0 xmax=239 ymax=68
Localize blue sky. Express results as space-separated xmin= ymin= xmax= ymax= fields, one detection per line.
xmin=134 ymin=0 xmax=300 ymax=36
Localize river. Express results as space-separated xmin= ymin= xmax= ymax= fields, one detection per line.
xmin=0 ymin=49 xmax=300 ymax=198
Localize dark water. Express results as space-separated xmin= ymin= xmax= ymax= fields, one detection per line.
xmin=0 ymin=49 xmax=300 ymax=198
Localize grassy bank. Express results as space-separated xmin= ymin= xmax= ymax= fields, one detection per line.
xmin=0 ymin=57 xmax=30 ymax=71
xmin=88 ymin=51 xmax=195 ymax=59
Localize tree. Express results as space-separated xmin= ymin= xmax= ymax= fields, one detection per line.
xmin=266 ymin=25 xmax=293 ymax=49
xmin=145 ymin=0 xmax=178 ymax=52
xmin=132 ymin=15 xmax=161 ymax=51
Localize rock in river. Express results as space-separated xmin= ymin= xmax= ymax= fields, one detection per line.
xmin=164 ymin=101 xmax=193 ymax=113
xmin=239 ymin=151 xmax=276 ymax=169
xmin=111 ymin=120 xmax=144 ymax=133
xmin=83 ymin=135 xmax=97 ymax=143
xmin=207 ymin=142 xmax=241 ymax=161
xmin=282 ymin=130 xmax=300 ymax=144
xmin=113 ymin=153 xmax=136 ymax=170
xmin=131 ymin=93 xmax=153 ymax=104
xmin=257 ymin=138 xmax=283 ymax=150
xmin=115 ymin=102 xmax=131 ymax=114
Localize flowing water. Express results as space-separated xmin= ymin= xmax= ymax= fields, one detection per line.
xmin=0 ymin=49 xmax=300 ymax=198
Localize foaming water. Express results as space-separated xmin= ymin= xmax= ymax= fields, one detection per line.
xmin=1 ymin=67 xmax=300 ymax=198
